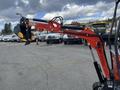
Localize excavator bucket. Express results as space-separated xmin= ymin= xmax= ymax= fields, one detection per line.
xmin=14 ymin=22 xmax=36 ymax=42
xmin=13 ymin=24 xmax=27 ymax=42
xmin=18 ymin=32 xmax=24 ymax=39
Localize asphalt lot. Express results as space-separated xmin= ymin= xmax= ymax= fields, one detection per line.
xmin=0 ymin=42 xmax=100 ymax=90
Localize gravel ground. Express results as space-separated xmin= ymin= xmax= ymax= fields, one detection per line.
xmin=0 ymin=42 xmax=102 ymax=90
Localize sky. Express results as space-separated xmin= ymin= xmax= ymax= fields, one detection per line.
xmin=0 ymin=0 xmax=119 ymax=31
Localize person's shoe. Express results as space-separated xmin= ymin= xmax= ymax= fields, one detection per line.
xmin=25 ymin=43 xmax=29 ymax=45
xmin=25 ymin=41 xmax=30 ymax=45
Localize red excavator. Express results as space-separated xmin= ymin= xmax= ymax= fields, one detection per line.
xmin=16 ymin=0 xmax=120 ymax=89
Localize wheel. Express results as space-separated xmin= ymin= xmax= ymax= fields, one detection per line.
xmin=93 ymin=82 xmax=102 ymax=90
xmin=46 ymin=40 xmax=50 ymax=44
xmin=64 ymin=41 xmax=67 ymax=45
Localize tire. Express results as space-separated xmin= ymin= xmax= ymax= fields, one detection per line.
xmin=93 ymin=82 xmax=102 ymax=90
xmin=64 ymin=41 xmax=67 ymax=45
xmin=46 ymin=40 xmax=52 ymax=44
xmin=46 ymin=41 xmax=50 ymax=44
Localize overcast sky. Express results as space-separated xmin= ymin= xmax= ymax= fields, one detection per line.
xmin=0 ymin=0 xmax=119 ymax=30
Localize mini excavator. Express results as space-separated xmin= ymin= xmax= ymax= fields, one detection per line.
xmin=16 ymin=0 xmax=120 ymax=89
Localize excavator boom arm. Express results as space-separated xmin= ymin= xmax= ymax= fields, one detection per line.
xmin=62 ymin=28 xmax=110 ymax=79
xmin=34 ymin=20 xmax=110 ymax=79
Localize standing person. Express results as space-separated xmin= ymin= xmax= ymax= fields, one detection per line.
xmin=25 ymin=19 xmax=31 ymax=45
xmin=35 ymin=31 xmax=39 ymax=45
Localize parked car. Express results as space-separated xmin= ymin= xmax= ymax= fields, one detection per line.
xmin=10 ymin=34 xmax=20 ymax=42
xmin=0 ymin=35 xmax=3 ymax=41
xmin=2 ymin=34 xmax=20 ymax=42
xmin=63 ymin=34 xmax=83 ymax=45
xmin=38 ymin=31 xmax=50 ymax=42
xmin=46 ymin=33 xmax=63 ymax=44
xmin=2 ymin=35 xmax=12 ymax=42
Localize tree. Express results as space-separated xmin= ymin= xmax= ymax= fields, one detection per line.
xmin=1 ymin=23 xmax=13 ymax=35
